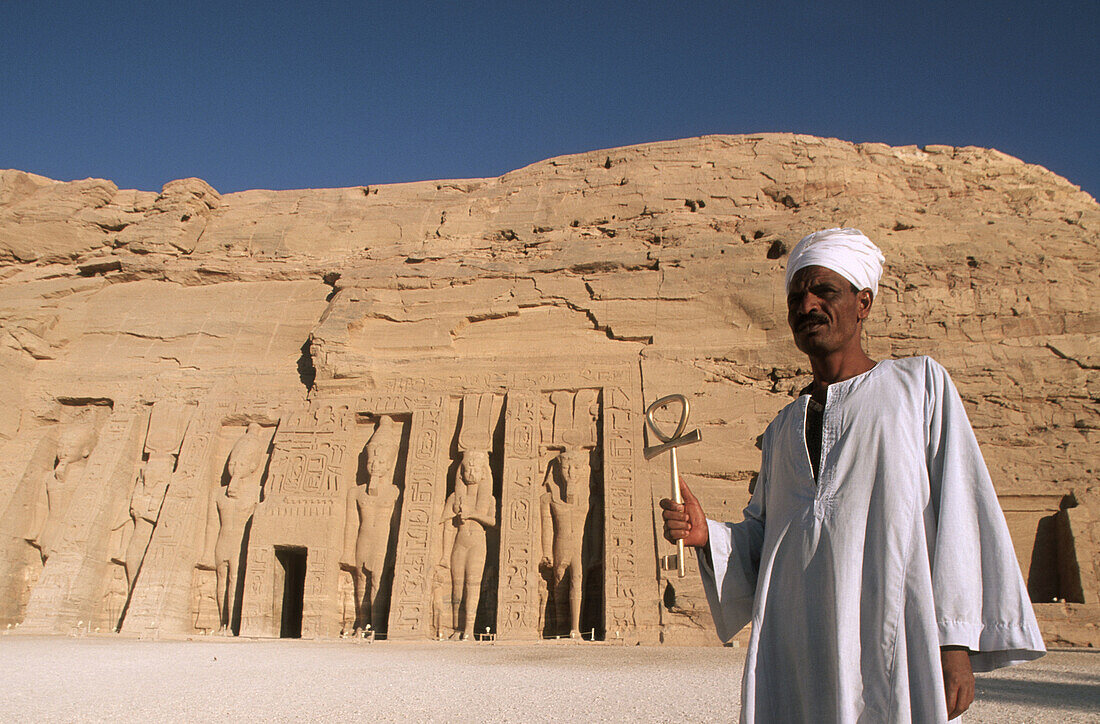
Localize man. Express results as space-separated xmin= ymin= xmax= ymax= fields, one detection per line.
xmin=662 ymin=228 xmax=1044 ymax=723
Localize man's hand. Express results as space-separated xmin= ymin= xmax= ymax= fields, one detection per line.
xmin=659 ymin=480 xmax=708 ymax=548
xmin=941 ymin=647 xmax=975 ymax=720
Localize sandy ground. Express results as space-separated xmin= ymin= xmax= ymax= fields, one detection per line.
xmin=1 ymin=635 xmax=1097 ymax=722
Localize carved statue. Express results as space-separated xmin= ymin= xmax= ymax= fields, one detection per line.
xmin=26 ymin=415 xmax=99 ymax=561
xmin=197 ymin=423 xmax=268 ymax=635
xmin=115 ymin=402 xmax=191 ymax=593
xmin=341 ymin=416 xmax=401 ymax=636
xmin=430 ymin=564 xmax=449 ymax=640
xmin=439 ymin=450 xmax=497 ymax=640
xmin=540 ymin=447 xmax=592 ymax=639
xmin=338 ymin=570 xmax=355 ymax=637
xmin=103 ymin=565 xmax=128 ymax=631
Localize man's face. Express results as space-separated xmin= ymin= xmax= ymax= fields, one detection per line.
xmin=366 ymin=446 xmax=392 ymax=479
xmin=786 ymin=266 xmax=872 ymax=357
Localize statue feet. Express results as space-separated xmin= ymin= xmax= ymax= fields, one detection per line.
xmin=569 ymin=630 xmax=582 ymax=641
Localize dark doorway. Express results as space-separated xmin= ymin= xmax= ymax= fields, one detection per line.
xmin=275 ymin=547 xmax=307 ymax=638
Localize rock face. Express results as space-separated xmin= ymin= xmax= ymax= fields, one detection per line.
xmin=0 ymin=134 xmax=1096 ymax=644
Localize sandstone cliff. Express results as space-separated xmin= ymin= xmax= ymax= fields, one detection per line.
xmin=0 ymin=134 xmax=1096 ymax=644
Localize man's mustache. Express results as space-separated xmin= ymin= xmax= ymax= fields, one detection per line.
xmin=795 ymin=312 xmax=829 ymax=329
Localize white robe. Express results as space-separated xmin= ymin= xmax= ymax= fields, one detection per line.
xmin=700 ymin=356 xmax=1045 ymax=723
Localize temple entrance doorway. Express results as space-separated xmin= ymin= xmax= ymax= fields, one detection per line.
xmin=274 ymin=547 xmax=307 ymax=638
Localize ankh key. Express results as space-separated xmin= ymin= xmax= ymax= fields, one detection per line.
xmin=644 ymin=394 xmax=701 ymax=578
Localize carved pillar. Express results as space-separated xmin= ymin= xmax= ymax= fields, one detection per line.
xmin=602 ymin=379 xmax=661 ymax=643
xmin=386 ymin=396 xmax=450 ymax=640
xmin=496 ymin=391 xmax=541 ymax=639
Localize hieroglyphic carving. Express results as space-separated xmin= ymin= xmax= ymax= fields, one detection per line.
xmin=601 ymin=380 xmax=660 ymax=641
xmin=301 ymin=547 xmax=326 ymax=638
xmin=239 ymin=403 xmax=350 ymax=638
xmin=496 ymin=391 xmax=541 ymax=639
xmin=387 ymin=396 xmax=449 ymax=640
xmin=241 ymin=544 xmax=272 ymax=632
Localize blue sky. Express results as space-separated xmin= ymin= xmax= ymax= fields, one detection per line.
xmin=2 ymin=2 xmax=1097 ymax=198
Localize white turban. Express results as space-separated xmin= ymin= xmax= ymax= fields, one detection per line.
xmin=784 ymin=228 xmax=885 ymax=297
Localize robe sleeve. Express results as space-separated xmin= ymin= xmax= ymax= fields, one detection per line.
xmin=925 ymin=358 xmax=1046 ymax=672
xmin=697 ymin=445 xmax=767 ymax=643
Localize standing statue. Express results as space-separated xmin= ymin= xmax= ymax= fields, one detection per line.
xmin=197 ymin=423 xmax=268 ymax=635
xmin=341 ymin=416 xmax=401 ymax=636
xmin=439 ymin=450 xmax=497 ymax=640
xmin=117 ymin=403 xmax=191 ymax=592
xmin=26 ymin=415 xmax=99 ymax=561
xmin=540 ymin=448 xmax=592 ymax=639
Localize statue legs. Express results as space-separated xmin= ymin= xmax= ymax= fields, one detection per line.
xmin=350 ymin=566 xmax=368 ymax=635
xmin=123 ymin=518 xmax=154 ymax=591
xmin=351 ymin=565 xmax=387 ymax=636
xmin=450 ymin=543 xmax=486 ymax=640
xmin=215 ymin=557 xmax=240 ymax=635
xmin=368 ymin=569 xmax=387 ymax=634
xmin=568 ymin=563 xmax=582 ymax=638
xmin=552 ymin=559 xmax=584 ymax=638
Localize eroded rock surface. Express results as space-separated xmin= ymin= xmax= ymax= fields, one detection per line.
xmin=0 ymin=134 xmax=1096 ymax=644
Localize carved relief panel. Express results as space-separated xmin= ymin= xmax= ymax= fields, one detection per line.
xmin=21 ymin=400 xmax=148 ymax=633
xmin=121 ymin=399 xmax=237 ymax=636
xmin=495 ymin=367 xmax=659 ymax=644
xmin=239 ymin=404 xmax=348 ymax=639
xmin=103 ymin=400 xmax=194 ymax=631
xmin=497 ymin=388 xmax=602 ymax=640
xmin=340 ymin=413 xmax=409 ymax=637
xmin=388 ymin=392 xmax=506 ymax=641
xmin=0 ymin=400 xmax=114 ymax=627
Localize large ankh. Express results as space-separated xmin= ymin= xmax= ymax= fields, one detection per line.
xmin=644 ymin=394 xmax=701 ymax=578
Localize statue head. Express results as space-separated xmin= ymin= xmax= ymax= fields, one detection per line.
xmin=460 ymin=450 xmax=492 ymax=488
xmin=226 ymin=423 xmax=265 ymax=493
xmin=557 ymin=448 xmax=590 ymax=496
xmin=364 ymin=416 xmax=400 ymax=487
xmin=55 ymin=418 xmax=99 ymax=479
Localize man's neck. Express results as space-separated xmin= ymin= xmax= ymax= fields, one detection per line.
xmin=807 ymin=346 xmax=876 ymax=395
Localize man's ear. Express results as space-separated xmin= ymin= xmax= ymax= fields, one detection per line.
xmin=856 ymin=289 xmax=874 ymax=321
